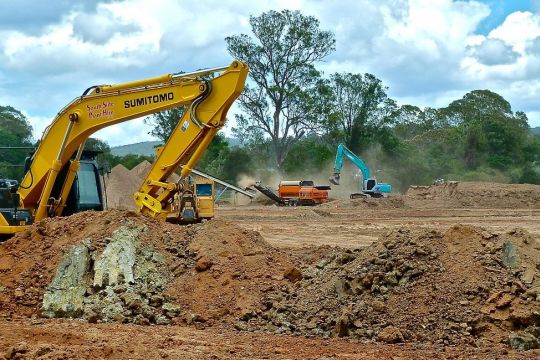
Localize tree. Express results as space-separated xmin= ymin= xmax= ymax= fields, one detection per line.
xmin=197 ymin=134 xmax=230 ymax=177
xmin=0 ymin=105 xmax=33 ymax=142
xmin=282 ymin=136 xmax=333 ymax=175
xmin=441 ymin=90 xmax=513 ymax=126
xmin=196 ymin=134 xmax=254 ymax=183
xmin=440 ymin=90 xmax=529 ymax=170
xmin=325 ymin=73 xmax=394 ymax=153
xmin=0 ymin=106 xmax=33 ymax=179
xmin=144 ymin=107 xmax=186 ymax=142
xmin=226 ymin=9 xmax=335 ymax=169
xmin=221 ymin=147 xmax=254 ymax=183
xmin=84 ymin=138 xmax=111 ymax=153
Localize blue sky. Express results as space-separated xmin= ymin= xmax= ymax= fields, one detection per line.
xmin=476 ymin=0 xmax=537 ymax=34
xmin=0 ymin=0 xmax=539 ymax=146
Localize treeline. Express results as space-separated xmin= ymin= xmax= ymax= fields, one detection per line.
xmin=142 ymin=88 xmax=540 ymax=191
xmin=0 ymin=106 xmax=34 ymax=179
xmin=4 ymin=88 xmax=538 ymax=191
xmin=145 ymin=10 xmax=540 ymax=190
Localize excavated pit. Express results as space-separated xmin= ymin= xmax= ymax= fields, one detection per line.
xmin=0 ymin=209 xmax=539 ymax=351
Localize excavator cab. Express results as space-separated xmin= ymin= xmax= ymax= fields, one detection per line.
xmin=47 ymin=151 xmax=104 ymax=216
xmin=365 ymin=178 xmax=377 ymax=191
xmin=194 ymin=180 xmax=214 ymax=219
xmin=62 ymin=160 xmax=104 ymax=215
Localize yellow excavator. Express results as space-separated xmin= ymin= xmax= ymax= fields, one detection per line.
xmin=0 ymin=60 xmax=248 ymax=237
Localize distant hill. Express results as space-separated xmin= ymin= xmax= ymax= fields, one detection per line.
xmin=111 ymin=141 xmax=162 ymax=157
xmin=531 ymin=127 xmax=540 ymax=135
xmin=111 ymin=137 xmax=242 ymax=157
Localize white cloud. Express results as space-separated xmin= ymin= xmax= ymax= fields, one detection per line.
xmin=310 ymin=0 xmax=491 ymax=98
xmin=0 ymin=7 xmax=161 ymax=74
xmin=458 ymin=10 xmax=540 ymax=118
xmin=1 ymin=0 xmax=540 ymax=143
xmin=488 ymin=11 xmax=540 ymax=53
xmin=472 ymin=38 xmax=519 ymax=65
xmin=93 ymin=117 xmax=157 ymax=147
xmin=72 ymin=7 xmax=141 ymax=44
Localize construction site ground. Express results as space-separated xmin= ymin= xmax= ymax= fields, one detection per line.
xmin=222 ymin=206 xmax=540 ymax=249
xmin=2 ymin=181 xmax=540 ymax=359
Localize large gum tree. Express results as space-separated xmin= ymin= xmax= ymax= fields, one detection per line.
xmin=226 ymin=10 xmax=335 ymax=169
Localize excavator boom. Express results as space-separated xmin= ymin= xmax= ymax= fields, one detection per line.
xmin=133 ymin=61 xmax=249 ymax=219
xmin=329 ymin=143 xmax=392 ymax=198
xmin=329 ymin=144 xmax=371 ymax=185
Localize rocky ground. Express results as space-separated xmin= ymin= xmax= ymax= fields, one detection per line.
xmin=0 ymin=210 xmax=295 ymax=328
xmin=245 ymin=225 xmax=540 ymax=350
xmin=1 ymin=181 xmax=540 ymax=359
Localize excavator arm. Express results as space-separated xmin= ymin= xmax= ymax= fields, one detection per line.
xmin=329 ymin=143 xmax=371 ymax=185
xmin=0 ymin=60 xmax=248 ymax=235
xmin=133 ymin=61 xmax=249 ymax=219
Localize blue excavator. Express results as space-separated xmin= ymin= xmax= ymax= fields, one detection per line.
xmin=329 ymin=143 xmax=392 ymax=198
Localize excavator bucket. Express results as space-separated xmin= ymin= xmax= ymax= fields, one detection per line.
xmin=329 ymin=173 xmax=340 ymax=185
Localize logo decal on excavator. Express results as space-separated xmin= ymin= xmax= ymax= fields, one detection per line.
xmin=124 ymin=92 xmax=174 ymax=108
xmin=87 ymin=101 xmax=114 ymax=119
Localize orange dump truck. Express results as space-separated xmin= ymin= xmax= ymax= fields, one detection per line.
xmin=278 ymin=180 xmax=330 ymax=206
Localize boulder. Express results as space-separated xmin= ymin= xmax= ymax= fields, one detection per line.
xmin=377 ymin=326 xmax=404 ymax=344
xmin=509 ymin=331 xmax=539 ymax=351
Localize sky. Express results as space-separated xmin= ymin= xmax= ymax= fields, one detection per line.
xmin=0 ymin=0 xmax=539 ymax=146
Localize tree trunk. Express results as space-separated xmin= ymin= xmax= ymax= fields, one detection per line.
xmin=274 ymin=139 xmax=286 ymax=171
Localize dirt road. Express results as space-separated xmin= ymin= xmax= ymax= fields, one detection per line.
xmin=218 ymin=205 xmax=540 ymax=248
xmin=0 ymin=319 xmax=532 ymax=359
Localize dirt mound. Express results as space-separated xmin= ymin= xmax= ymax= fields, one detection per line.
xmin=104 ymin=165 xmax=141 ymax=210
xmin=167 ymin=221 xmax=295 ymax=325
xmin=130 ymin=160 xmax=152 ymax=180
xmin=245 ymin=224 xmax=540 ymax=348
xmin=104 ymin=161 xmax=182 ymax=210
xmin=0 ymin=210 xmax=183 ymax=320
xmin=320 ymin=196 xmax=407 ymax=209
xmin=0 ymin=211 xmax=295 ymax=326
xmin=406 ymin=181 xmax=540 ymax=208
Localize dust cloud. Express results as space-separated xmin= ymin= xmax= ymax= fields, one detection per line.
xmin=237 ymin=175 xmax=257 ymax=189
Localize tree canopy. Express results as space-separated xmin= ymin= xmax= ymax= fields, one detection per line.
xmin=324 ymin=72 xmax=396 ymax=154
xmin=0 ymin=106 xmax=34 ymax=179
xmin=226 ymin=9 xmax=335 ymax=169
xmin=0 ymin=105 xmax=32 ymax=142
